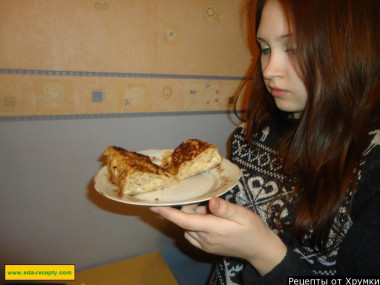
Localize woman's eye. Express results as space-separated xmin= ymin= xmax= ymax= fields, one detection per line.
xmin=285 ymin=47 xmax=297 ymax=53
xmin=260 ymin=47 xmax=270 ymax=55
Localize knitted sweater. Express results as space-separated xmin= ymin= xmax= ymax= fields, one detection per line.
xmin=209 ymin=120 xmax=380 ymax=284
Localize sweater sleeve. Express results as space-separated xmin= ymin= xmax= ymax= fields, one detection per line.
xmin=243 ymin=248 xmax=315 ymax=285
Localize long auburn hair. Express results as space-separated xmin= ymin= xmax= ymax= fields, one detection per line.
xmin=245 ymin=0 xmax=380 ymax=250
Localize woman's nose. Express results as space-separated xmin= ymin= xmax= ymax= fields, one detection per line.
xmin=262 ymin=53 xmax=282 ymax=80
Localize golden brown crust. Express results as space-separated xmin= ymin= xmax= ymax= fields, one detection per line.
xmin=103 ymin=146 xmax=178 ymax=195
xmin=105 ymin=146 xmax=167 ymax=174
xmin=167 ymin=139 xmax=222 ymax=179
xmin=171 ymin=139 xmax=215 ymax=168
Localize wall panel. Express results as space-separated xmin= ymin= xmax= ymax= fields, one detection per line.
xmin=0 ymin=0 xmax=253 ymax=118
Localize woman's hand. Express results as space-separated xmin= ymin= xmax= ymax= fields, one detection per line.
xmin=150 ymin=196 xmax=287 ymax=275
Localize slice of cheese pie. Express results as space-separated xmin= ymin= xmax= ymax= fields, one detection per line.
xmin=104 ymin=146 xmax=179 ymax=196
xmin=168 ymin=139 xmax=223 ymax=180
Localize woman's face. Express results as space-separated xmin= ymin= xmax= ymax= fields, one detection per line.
xmin=257 ymin=0 xmax=307 ymax=119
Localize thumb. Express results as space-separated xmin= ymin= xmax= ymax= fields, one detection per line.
xmin=209 ymin=196 xmax=244 ymax=223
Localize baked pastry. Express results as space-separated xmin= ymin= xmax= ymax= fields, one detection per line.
xmin=168 ymin=139 xmax=222 ymax=179
xmin=104 ymin=146 xmax=179 ymax=196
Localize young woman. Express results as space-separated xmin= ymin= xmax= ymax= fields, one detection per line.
xmin=151 ymin=0 xmax=380 ymax=283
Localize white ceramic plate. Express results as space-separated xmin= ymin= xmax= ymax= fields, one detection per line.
xmin=93 ymin=149 xmax=241 ymax=206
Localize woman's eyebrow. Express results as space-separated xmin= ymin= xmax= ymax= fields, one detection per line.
xmin=256 ymin=37 xmax=267 ymax=43
xmin=280 ymin=33 xmax=295 ymax=38
xmin=278 ymin=33 xmax=295 ymax=41
xmin=256 ymin=33 xmax=295 ymax=43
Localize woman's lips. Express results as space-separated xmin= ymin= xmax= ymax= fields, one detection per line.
xmin=270 ymin=87 xmax=288 ymax=97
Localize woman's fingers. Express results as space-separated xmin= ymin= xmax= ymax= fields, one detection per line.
xmin=181 ymin=203 xmax=207 ymax=214
xmin=150 ymin=206 xmax=211 ymax=231
xmin=184 ymin=231 xmax=203 ymax=249
xmin=181 ymin=203 xmax=199 ymax=213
